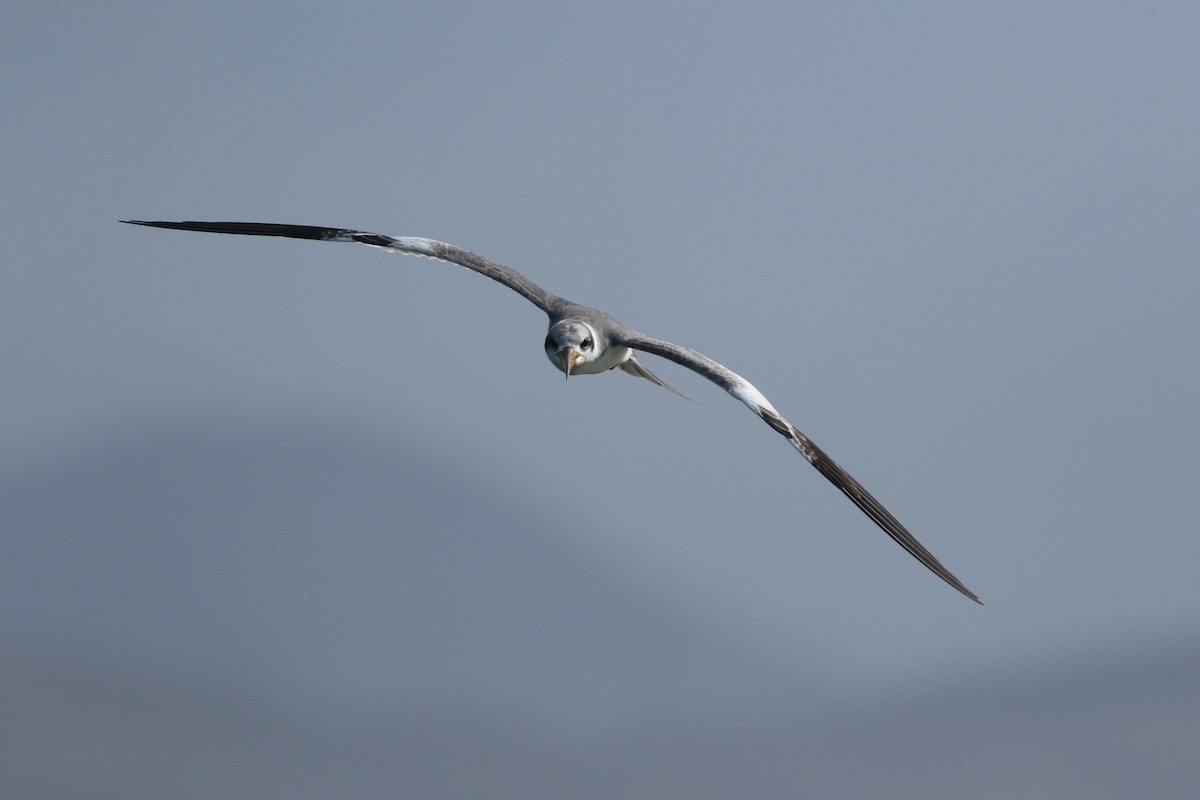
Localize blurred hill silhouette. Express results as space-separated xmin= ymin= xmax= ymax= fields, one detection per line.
xmin=3 ymin=415 xmax=1197 ymax=797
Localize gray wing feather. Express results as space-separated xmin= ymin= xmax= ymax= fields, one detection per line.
xmin=618 ymin=355 xmax=698 ymax=401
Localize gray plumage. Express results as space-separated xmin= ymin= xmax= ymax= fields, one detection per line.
xmin=122 ymin=219 xmax=980 ymax=603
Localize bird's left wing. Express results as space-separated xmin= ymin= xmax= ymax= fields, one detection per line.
xmin=121 ymin=220 xmax=558 ymax=313
xmin=618 ymin=330 xmax=980 ymax=603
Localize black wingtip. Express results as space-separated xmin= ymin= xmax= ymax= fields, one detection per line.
xmin=957 ymin=587 xmax=984 ymax=605
xmin=119 ymin=219 xmax=351 ymax=241
xmin=122 ymin=219 xmax=179 ymax=228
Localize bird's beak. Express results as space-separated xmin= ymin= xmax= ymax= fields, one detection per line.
xmin=561 ymin=347 xmax=579 ymax=380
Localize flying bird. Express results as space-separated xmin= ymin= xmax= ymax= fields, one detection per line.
xmin=122 ymin=219 xmax=980 ymax=603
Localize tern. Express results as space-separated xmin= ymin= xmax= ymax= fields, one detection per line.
xmin=122 ymin=219 xmax=980 ymax=603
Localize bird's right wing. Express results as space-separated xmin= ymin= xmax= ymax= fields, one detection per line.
xmin=121 ymin=220 xmax=559 ymax=313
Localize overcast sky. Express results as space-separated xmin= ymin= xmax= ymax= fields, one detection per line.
xmin=4 ymin=3 xmax=1199 ymax=797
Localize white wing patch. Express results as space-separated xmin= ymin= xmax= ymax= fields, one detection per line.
xmin=729 ymin=380 xmax=780 ymax=418
xmin=349 ymin=235 xmax=440 ymax=258
xmin=385 ymin=236 xmax=440 ymax=257
xmin=727 ymin=379 xmax=820 ymax=465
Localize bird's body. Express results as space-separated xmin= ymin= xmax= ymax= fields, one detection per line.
xmin=122 ymin=219 xmax=980 ymax=603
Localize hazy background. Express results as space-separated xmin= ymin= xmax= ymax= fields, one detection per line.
xmin=4 ymin=2 xmax=1198 ymax=796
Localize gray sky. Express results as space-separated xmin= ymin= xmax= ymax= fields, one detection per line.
xmin=4 ymin=2 xmax=1199 ymax=796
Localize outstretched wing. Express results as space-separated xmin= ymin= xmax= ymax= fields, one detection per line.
xmin=618 ymin=330 xmax=980 ymax=603
xmin=121 ymin=220 xmax=559 ymax=313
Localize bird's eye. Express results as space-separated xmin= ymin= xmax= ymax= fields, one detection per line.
xmin=544 ymin=335 xmax=554 ymax=350
xmin=581 ymin=337 xmax=593 ymax=350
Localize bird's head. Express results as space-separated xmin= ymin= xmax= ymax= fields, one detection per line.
xmin=544 ymin=319 xmax=598 ymax=379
